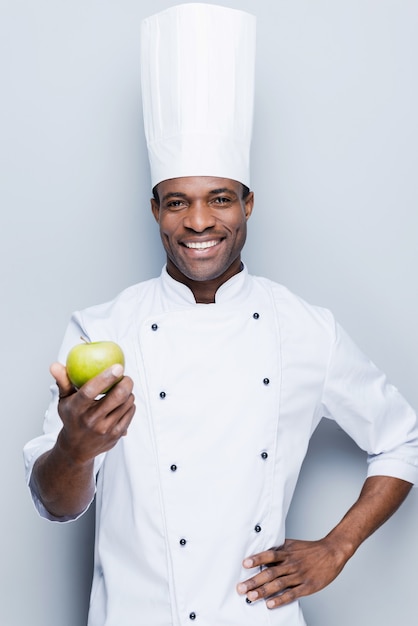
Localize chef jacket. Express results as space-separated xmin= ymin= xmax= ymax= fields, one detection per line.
xmin=24 ymin=265 xmax=418 ymax=626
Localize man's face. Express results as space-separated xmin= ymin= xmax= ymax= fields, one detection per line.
xmin=151 ymin=176 xmax=254 ymax=284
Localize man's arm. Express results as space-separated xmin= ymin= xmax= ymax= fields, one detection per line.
xmin=31 ymin=362 xmax=136 ymax=518
xmin=237 ymin=475 xmax=412 ymax=608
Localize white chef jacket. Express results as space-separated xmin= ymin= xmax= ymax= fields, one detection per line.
xmin=24 ymin=265 xmax=418 ymax=626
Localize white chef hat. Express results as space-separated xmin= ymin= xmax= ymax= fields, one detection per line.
xmin=140 ymin=3 xmax=256 ymax=189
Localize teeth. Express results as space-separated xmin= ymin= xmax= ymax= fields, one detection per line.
xmin=185 ymin=240 xmax=219 ymax=249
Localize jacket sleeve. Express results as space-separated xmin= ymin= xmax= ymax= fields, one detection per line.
xmin=321 ymin=319 xmax=418 ymax=485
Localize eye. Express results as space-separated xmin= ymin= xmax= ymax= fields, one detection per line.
xmin=212 ymin=196 xmax=232 ymax=205
xmin=165 ymin=199 xmax=186 ymax=210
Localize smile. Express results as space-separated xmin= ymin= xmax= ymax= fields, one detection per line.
xmin=183 ymin=240 xmax=220 ymax=250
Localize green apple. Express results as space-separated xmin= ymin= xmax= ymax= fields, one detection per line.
xmin=66 ymin=338 xmax=125 ymax=391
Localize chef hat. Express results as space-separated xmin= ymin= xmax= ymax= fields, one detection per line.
xmin=140 ymin=3 xmax=256 ymax=189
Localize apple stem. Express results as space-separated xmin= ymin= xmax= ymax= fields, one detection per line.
xmin=80 ymin=336 xmax=90 ymax=344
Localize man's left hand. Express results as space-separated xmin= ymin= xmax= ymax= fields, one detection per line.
xmin=237 ymin=476 xmax=413 ymax=609
xmin=236 ymin=537 xmax=347 ymax=609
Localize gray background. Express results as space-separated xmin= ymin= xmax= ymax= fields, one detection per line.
xmin=1 ymin=0 xmax=417 ymax=624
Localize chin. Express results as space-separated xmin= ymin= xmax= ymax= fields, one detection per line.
xmin=184 ymin=269 xmax=221 ymax=283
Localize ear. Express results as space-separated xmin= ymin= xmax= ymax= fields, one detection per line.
xmin=151 ymin=197 xmax=160 ymax=223
xmin=244 ymin=191 xmax=254 ymax=220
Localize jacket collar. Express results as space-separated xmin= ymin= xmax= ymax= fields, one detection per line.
xmin=160 ymin=263 xmax=251 ymax=306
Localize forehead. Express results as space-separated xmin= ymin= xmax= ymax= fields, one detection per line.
xmin=156 ymin=176 xmax=242 ymax=197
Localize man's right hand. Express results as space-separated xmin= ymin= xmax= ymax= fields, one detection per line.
xmin=31 ymin=363 xmax=136 ymax=518
xmin=51 ymin=361 xmax=136 ymax=464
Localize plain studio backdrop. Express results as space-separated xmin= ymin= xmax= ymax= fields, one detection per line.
xmin=1 ymin=1 xmax=417 ymax=624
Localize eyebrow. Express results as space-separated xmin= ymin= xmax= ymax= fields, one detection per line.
xmin=208 ymin=187 xmax=235 ymax=195
xmin=161 ymin=192 xmax=188 ymax=203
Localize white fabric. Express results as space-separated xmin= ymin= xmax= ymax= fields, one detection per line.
xmin=24 ymin=266 xmax=418 ymax=626
xmin=140 ymin=3 xmax=256 ymax=188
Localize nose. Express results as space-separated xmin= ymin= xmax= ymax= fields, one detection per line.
xmin=183 ymin=201 xmax=216 ymax=232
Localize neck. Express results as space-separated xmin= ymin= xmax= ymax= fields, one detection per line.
xmin=166 ymin=258 xmax=243 ymax=304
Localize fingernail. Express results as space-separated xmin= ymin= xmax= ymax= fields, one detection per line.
xmin=237 ymin=583 xmax=247 ymax=594
xmin=243 ymin=558 xmax=253 ymax=568
xmin=267 ymin=600 xmax=275 ymax=609
xmin=248 ymin=591 xmax=258 ymax=601
xmin=111 ymin=363 xmax=123 ymax=377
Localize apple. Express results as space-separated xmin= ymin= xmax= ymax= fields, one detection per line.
xmin=66 ymin=337 xmax=125 ymax=391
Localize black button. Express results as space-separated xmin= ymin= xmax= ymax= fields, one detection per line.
xmin=159 ymin=391 xmax=166 ymax=399
xmin=180 ymin=538 xmax=187 ymax=546
xmin=261 ymin=451 xmax=268 ymax=460
xmin=170 ymin=464 xmax=178 ymax=472
xmin=263 ymin=378 xmax=270 ymax=385
xmin=254 ymin=525 xmax=262 ymax=533
xmin=151 ymin=323 xmax=158 ymax=331
xmin=189 ymin=612 xmax=196 ymax=620
xmin=246 ymin=597 xmax=252 ymax=604
xmin=253 ymin=312 xmax=260 ymax=319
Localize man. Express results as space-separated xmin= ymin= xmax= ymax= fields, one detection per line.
xmin=24 ymin=4 xmax=418 ymax=625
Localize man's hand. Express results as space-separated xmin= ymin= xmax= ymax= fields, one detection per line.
xmin=236 ymin=537 xmax=347 ymax=609
xmin=51 ymin=361 xmax=136 ymax=464
xmin=31 ymin=362 xmax=136 ymax=518
xmin=237 ymin=476 xmax=412 ymax=609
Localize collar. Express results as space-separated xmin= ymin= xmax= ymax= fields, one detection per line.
xmin=159 ymin=263 xmax=252 ymax=306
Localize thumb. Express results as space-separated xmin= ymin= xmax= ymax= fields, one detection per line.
xmin=50 ymin=362 xmax=74 ymax=398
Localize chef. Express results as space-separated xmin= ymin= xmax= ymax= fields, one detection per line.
xmin=24 ymin=4 xmax=418 ymax=626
